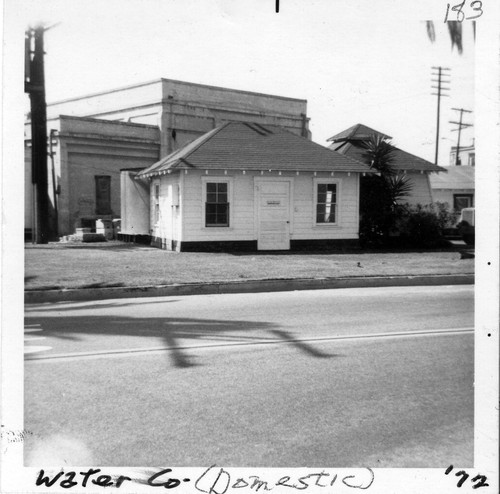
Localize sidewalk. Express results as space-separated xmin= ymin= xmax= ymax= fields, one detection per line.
xmin=25 ymin=273 xmax=474 ymax=303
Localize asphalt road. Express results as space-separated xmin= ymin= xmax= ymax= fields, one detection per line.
xmin=24 ymin=285 xmax=474 ymax=467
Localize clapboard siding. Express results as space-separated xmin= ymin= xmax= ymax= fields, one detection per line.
xmin=177 ymin=170 xmax=360 ymax=242
xmin=432 ymin=188 xmax=474 ymax=208
xmin=151 ymin=175 xmax=181 ymax=240
xmin=182 ymin=171 xmax=255 ymax=241
xmin=291 ymin=172 xmax=359 ymax=239
xmin=403 ymin=173 xmax=434 ymax=206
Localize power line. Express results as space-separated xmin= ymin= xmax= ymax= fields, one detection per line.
xmin=449 ymin=107 xmax=473 ymax=166
xmin=430 ymin=66 xmax=450 ymax=166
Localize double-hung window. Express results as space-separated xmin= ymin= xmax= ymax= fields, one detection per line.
xmin=205 ymin=182 xmax=229 ymax=227
xmin=316 ymin=182 xmax=338 ymax=224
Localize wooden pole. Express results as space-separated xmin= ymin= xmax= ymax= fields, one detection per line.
xmin=26 ymin=26 xmax=52 ymax=243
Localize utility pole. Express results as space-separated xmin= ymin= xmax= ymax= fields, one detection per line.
xmin=449 ymin=108 xmax=473 ymax=166
xmin=25 ymin=25 xmax=53 ymax=243
xmin=431 ymin=66 xmax=450 ymax=166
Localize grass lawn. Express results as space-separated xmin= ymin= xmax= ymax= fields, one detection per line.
xmin=24 ymin=241 xmax=474 ymax=290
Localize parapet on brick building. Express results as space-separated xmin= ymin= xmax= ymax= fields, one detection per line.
xmin=24 ymin=78 xmax=310 ymax=238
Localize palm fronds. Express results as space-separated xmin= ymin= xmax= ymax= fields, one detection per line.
xmin=361 ymin=134 xmax=397 ymax=176
xmin=385 ymin=173 xmax=414 ymax=206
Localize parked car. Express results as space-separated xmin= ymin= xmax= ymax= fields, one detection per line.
xmin=457 ymin=207 xmax=475 ymax=246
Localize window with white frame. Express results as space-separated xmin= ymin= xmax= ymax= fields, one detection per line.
xmin=453 ymin=194 xmax=473 ymax=211
xmin=153 ymin=183 xmax=160 ymax=224
xmin=205 ymin=182 xmax=229 ymax=227
xmin=468 ymin=152 xmax=475 ymax=167
xmin=315 ymin=181 xmax=338 ymax=224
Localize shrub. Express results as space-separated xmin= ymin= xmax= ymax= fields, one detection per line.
xmin=396 ymin=203 xmax=452 ymax=248
xmin=433 ymin=201 xmax=460 ymax=230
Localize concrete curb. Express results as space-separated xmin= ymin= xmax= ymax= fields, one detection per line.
xmin=25 ymin=274 xmax=474 ymax=304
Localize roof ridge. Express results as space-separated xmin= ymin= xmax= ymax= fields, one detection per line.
xmin=243 ymin=122 xmax=269 ymax=136
xmin=137 ymin=124 xmax=229 ymax=176
xmin=177 ymin=122 xmax=230 ymax=164
xmin=277 ymin=126 xmax=369 ymax=169
xmin=327 ymin=123 xmax=392 ymax=142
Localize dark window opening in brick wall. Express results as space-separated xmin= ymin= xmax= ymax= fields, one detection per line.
xmin=95 ymin=175 xmax=112 ymax=215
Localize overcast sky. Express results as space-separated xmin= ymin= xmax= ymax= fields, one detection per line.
xmin=16 ymin=0 xmax=475 ymax=166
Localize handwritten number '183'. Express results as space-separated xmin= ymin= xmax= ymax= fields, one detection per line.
xmin=444 ymin=1 xmax=483 ymax=22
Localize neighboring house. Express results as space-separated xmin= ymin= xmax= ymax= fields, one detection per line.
xmin=430 ymin=139 xmax=475 ymax=213
xmin=450 ymin=139 xmax=475 ymax=167
xmin=120 ymin=122 xmax=374 ymax=251
xmin=327 ymin=123 xmax=446 ymax=205
xmin=430 ymin=165 xmax=475 ymax=211
xmin=25 ymin=78 xmax=310 ymax=238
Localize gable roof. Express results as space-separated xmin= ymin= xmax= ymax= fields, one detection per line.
xmin=327 ymin=128 xmax=446 ymax=173
xmin=137 ymin=122 xmax=373 ymax=178
xmin=430 ymin=166 xmax=474 ymax=189
xmin=327 ymin=123 xmax=392 ymax=142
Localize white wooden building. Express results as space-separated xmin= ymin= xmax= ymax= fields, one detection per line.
xmin=121 ymin=122 xmax=374 ymax=251
xmin=430 ymin=166 xmax=475 ymax=211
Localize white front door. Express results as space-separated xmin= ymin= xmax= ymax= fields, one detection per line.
xmin=256 ymin=180 xmax=291 ymax=250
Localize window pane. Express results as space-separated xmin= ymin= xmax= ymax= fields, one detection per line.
xmin=316 ymin=204 xmax=325 ymax=223
xmin=217 ymin=183 xmax=227 ymax=194
xmin=454 ymin=196 xmax=472 ymax=210
xmin=325 ymin=190 xmax=337 ymax=204
xmin=316 ymin=203 xmax=336 ymax=223
xmin=206 ymin=202 xmax=229 ymax=226
xmin=328 ymin=208 xmax=336 ymax=223
xmin=218 ymin=192 xmax=227 ymax=203
xmin=207 ymin=183 xmax=217 ymax=193
xmin=216 ymin=214 xmax=226 ymax=224
xmin=207 ymin=193 xmax=217 ymax=203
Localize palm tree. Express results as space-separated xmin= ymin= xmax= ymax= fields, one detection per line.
xmin=361 ymin=135 xmax=414 ymax=208
xmin=386 ymin=174 xmax=415 ymax=208
xmin=358 ymin=135 xmax=413 ymax=246
xmin=426 ymin=20 xmax=475 ymax=54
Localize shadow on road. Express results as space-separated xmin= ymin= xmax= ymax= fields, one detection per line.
xmin=27 ymin=298 xmax=180 ymax=312
xmin=25 ymin=309 xmax=338 ymax=368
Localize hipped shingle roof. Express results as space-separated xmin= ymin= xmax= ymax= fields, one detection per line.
xmin=327 ymin=123 xmax=392 ymax=142
xmin=137 ymin=122 xmax=373 ymax=178
xmin=327 ymin=124 xmax=446 ymax=173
